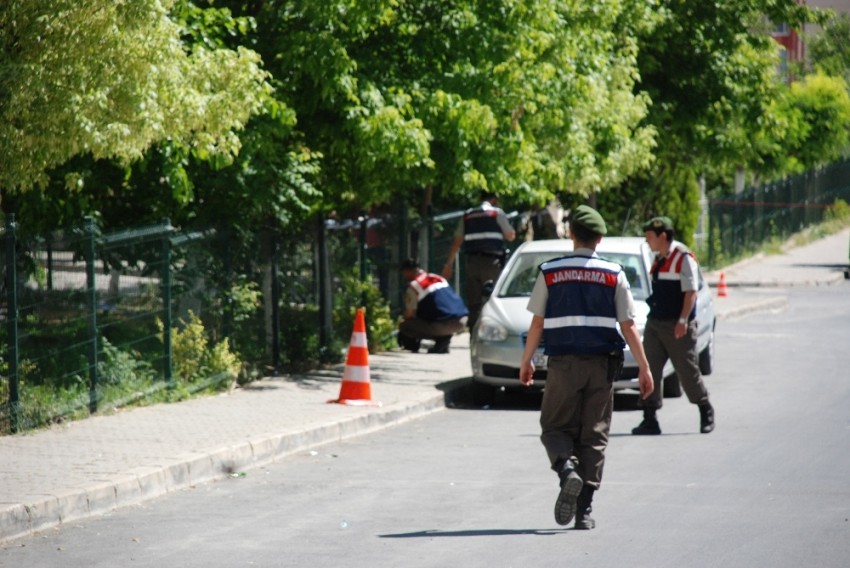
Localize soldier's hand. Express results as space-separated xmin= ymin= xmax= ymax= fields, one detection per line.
xmin=519 ymin=361 xmax=535 ymax=387
xmin=638 ymin=368 xmax=654 ymax=400
xmin=442 ymin=263 xmax=453 ymax=279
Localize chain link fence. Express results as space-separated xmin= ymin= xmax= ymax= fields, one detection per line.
xmin=707 ymin=159 xmax=850 ymax=267
xmin=0 ymin=217 xmax=233 ymax=433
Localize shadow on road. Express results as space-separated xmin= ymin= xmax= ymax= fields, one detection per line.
xmin=440 ymin=378 xmax=646 ymax=413
xmin=379 ymin=528 xmax=570 ymax=538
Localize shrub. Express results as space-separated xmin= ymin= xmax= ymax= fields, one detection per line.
xmin=98 ymin=337 xmax=156 ymax=386
xmin=332 ymin=268 xmax=396 ymax=354
xmin=279 ymin=303 xmax=340 ymax=372
xmin=161 ymin=311 xmax=241 ymax=387
xmin=825 ymin=199 xmax=850 ymax=223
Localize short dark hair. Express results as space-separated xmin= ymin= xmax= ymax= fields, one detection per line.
xmin=570 ymin=220 xmax=601 ymax=244
xmin=400 ymin=258 xmax=419 ymax=271
xmin=479 ymin=189 xmax=497 ymax=202
xmin=647 ymin=226 xmax=675 ymax=240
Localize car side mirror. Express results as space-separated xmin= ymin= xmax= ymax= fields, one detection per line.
xmin=482 ymin=280 xmax=495 ymax=298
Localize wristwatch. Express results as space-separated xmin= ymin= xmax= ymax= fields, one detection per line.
xmin=677 ymin=317 xmax=687 ymax=325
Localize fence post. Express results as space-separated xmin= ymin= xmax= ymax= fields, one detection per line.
xmin=317 ymin=216 xmax=333 ymax=361
xmin=161 ymin=220 xmax=173 ymax=386
xmin=83 ymin=216 xmax=99 ymax=414
xmin=270 ymin=229 xmax=281 ymax=372
xmin=46 ymin=235 xmax=54 ymax=291
xmin=425 ymin=205 xmax=434 ymax=271
xmin=5 ymin=215 xmax=20 ymax=433
xmin=707 ymin=202 xmax=715 ymax=268
xmin=397 ymin=203 xmax=410 ymax=312
xmin=359 ymin=215 xmax=368 ymax=283
xmin=358 ymin=214 xmax=369 ymax=308
xmin=222 ymin=229 xmax=233 ymax=340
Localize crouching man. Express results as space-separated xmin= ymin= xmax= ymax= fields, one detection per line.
xmin=398 ymin=259 xmax=468 ymax=354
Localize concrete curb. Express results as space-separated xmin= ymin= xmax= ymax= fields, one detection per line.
xmin=0 ymin=390 xmax=449 ymax=543
xmin=715 ymin=295 xmax=790 ymax=321
xmin=715 ymin=272 xmax=846 ymax=288
xmin=707 ymin=270 xmax=846 ymax=288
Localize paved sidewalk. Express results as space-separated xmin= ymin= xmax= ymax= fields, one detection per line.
xmin=1 ymin=229 xmax=848 ymax=543
xmin=704 ymin=227 xmax=849 ymax=319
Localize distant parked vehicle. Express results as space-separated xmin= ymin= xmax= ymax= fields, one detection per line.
xmin=469 ymin=238 xmax=716 ymax=405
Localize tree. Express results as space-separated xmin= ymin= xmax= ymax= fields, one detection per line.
xmin=0 ymin=0 xmax=272 ymax=203
xmin=774 ymin=73 xmax=850 ymax=172
xmin=808 ymin=12 xmax=850 ymax=88
xmin=244 ymin=0 xmax=655 ymax=216
xmin=606 ymin=0 xmax=823 ymax=241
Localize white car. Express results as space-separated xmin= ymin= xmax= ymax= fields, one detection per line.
xmin=469 ymin=237 xmax=716 ymax=405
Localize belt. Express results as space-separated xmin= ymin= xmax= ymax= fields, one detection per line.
xmin=550 ymin=349 xmax=622 ymax=359
xmin=468 ymin=251 xmax=503 ymax=258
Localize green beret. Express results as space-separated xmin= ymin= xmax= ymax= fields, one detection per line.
xmin=642 ymin=216 xmax=674 ymax=232
xmin=570 ymin=205 xmax=607 ymax=235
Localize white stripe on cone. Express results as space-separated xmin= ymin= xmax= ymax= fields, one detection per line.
xmin=343 ymin=365 xmax=370 ymax=383
xmin=350 ymin=332 xmax=368 ymax=348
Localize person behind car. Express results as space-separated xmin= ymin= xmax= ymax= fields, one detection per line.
xmin=519 ymin=205 xmax=653 ymax=530
xmin=631 ymin=216 xmax=715 ymax=436
xmin=442 ymin=189 xmax=516 ymax=330
xmin=397 ymin=258 xmax=469 ymax=354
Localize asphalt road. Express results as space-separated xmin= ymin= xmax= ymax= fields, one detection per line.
xmin=2 ymin=284 xmax=849 ymax=568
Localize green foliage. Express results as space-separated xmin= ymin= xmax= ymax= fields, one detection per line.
xmin=165 ymin=311 xmax=241 ymax=386
xmin=598 ymin=160 xmax=700 ymax=244
xmin=7 ymin=379 xmax=90 ymax=431
xmin=332 ymin=269 xmax=396 ymax=354
xmin=225 ymin=279 xmax=262 ymax=324
xmin=805 ymin=198 xmax=850 ymax=242
xmin=279 ymin=304 xmax=342 ymax=372
xmin=0 ymin=339 xmax=164 ymax=432
xmin=778 ymin=74 xmax=850 ymax=171
xmin=6 ymin=0 xmax=850 ymax=397
xmin=251 ymin=0 xmax=655 ymax=213
xmin=98 ymin=337 xmax=156 ymax=386
xmin=624 ymin=0 xmax=824 ymax=229
xmin=825 ymin=199 xmax=850 ymax=223
xmin=808 ymin=12 xmax=850 ymax=88
xmin=0 ymin=0 xmax=273 ymax=192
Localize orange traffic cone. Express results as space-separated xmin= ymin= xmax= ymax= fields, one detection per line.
xmin=329 ymin=308 xmax=381 ymax=406
xmin=717 ymin=272 xmax=729 ymax=298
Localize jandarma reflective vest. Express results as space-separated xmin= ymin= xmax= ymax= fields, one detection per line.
xmin=540 ymin=254 xmax=626 ymax=356
xmin=410 ymin=272 xmax=469 ymax=321
xmin=647 ymin=241 xmax=696 ymax=321
xmin=462 ymin=203 xmax=504 ymax=254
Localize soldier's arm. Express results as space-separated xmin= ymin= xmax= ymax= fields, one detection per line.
xmin=620 ymin=319 xmax=653 ymax=399
xmin=519 ymin=316 xmax=544 ymax=386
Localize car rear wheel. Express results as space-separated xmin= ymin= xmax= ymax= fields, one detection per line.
xmin=472 ymin=381 xmax=497 ymax=407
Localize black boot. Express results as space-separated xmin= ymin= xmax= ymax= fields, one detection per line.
xmin=575 ymin=485 xmax=596 ymax=530
xmin=553 ymin=459 xmax=582 ymax=526
xmin=427 ymin=335 xmax=452 ymax=354
xmin=631 ymin=408 xmax=661 ymax=435
xmin=699 ymin=402 xmax=715 ymax=433
xmin=397 ymin=332 xmax=420 ymax=353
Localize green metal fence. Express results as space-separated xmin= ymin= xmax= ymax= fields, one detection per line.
xmin=0 ymin=205 xmax=522 ymax=434
xmin=0 ymin=217 xmax=227 ymax=433
xmin=707 ymin=159 xmax=850 ymax=267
